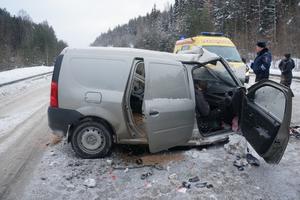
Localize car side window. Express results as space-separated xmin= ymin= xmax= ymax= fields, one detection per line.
xmin=148 ymin=62 xmax=190 ymax=99
xmin=253 ymin=86 xmax=285 ymax=122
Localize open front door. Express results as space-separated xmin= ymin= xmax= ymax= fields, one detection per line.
xmin=241 ymin=80 xmax=293 ymax=164
xmin=144 ymin=59 xmax=194 ymax=153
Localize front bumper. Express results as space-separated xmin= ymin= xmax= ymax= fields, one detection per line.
xmin=48 ymin=107 xmax=83 ymax=135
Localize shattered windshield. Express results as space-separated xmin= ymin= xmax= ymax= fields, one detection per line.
xmin=193 ymin=60 xmax=237 ymax=87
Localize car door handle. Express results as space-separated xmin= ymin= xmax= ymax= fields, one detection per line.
xmin=149 ymin=110 xmax=159 ymax=116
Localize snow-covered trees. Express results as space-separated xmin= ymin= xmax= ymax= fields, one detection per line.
xmin=0 ymin=8 xmax=67 ymax=71
xmin=92 ymin=0 xmax=300 ymax=58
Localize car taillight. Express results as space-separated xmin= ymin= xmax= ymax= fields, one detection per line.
xmin=50 ymin=81 xmax=58 ymax=107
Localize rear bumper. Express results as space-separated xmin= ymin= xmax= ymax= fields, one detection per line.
xmin=48 ymin=107 xmax=83 ymax=135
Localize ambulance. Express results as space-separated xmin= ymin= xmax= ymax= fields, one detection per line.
xmin=174 ymin=32 xmax=249 ymax=83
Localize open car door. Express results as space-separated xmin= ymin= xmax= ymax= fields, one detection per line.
xmin=144 ymin=59 xmax=195 ymax=153
xmin=241 ymin=80 xmax=293 ymax=164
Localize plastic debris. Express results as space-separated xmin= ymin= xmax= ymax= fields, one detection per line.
xmin=195 ymin=182 xmax=207 ymax=188
xmin=141 ymin=170 xmax=153 ymax=180
xmin=194 ymin=182 xmax=213 ymax=189
xmin=168 ymin=173 xmax=178 ymax=180
xmin=290 ymin=126 xmax=300 ymax=139
xmin=182 ymin=181 xmax=191 ymax=189
xmin=188 ymin=176 xmax=200 ymax=183
xmin=177 ymin=187 xmax=187 ymax=193
xmin=84 ymin=178 xmax=96 ymax=188
xmin=233 ymin=157 xmax=248 ymax=171
xmin=246 ymin=153 xmax=260 ymax=166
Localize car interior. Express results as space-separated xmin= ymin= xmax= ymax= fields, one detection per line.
xmin=128 ymin=61 xmax=146 ymax=135
xmin=127 ymin=59 xmax=244 ymax=138
xmin=192 ymin=60 xmax=244 ymax=136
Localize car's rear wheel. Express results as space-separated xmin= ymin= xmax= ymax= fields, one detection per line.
xmin=71 ymin=121 xmax=112 ymax=158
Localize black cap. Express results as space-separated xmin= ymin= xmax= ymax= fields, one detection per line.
xmin=256 ymin=41 xmax=266 ymax=48
xmin=284 ymin=53 xmax=291 ymax=59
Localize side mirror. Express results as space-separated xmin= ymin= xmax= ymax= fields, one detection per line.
xmin=242 ymin=57 xmax=247 ymax=63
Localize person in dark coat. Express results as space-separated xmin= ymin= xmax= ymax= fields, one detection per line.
xmin=279 ymin=53 xmax=295 ymax=87
xmin=251 ymin=41 xmax=272 ymax=82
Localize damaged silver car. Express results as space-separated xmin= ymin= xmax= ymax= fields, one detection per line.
xmin=48 ymin=47 xmax=292 ymax=164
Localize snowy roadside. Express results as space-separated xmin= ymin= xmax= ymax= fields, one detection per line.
xmin=0 ymin=68 xmax=52 ymax=100
xmin=18 ymin=75 xmax=300 ymax=200
xmin=0 ymin=71 xmax=51 ymax=137
xmin=0 ymin=66 xmax=53 ymax=85
xmin=20 ymin=135 xmax=300 ymax=200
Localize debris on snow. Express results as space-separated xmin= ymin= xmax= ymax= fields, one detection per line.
xmin=224 ymin=135 xmax=247 ymax=157
xmin=140 ymin=170 xmax=153 ymax=180
xmin=233 ymin=157 xmax=248 ymax=171
xmin=177 ymin=187 xmax=187 ymax=193
xmin=188 ymin=176 xmax=200 ymax=183
xmin=106 ymin=159 xmax=113 ymax=165
xmin=194 ymin=182 xmax=213 ymax=189
xmin=195 ymin=182 xmax=208 ymax=188
xmin=168 ymin=173 xmax=178 ymax=180
xmin=290 ymin=126 xmax=300 ymax=139
xmin=145 ymin=182 xmax=152 ymax=188
xmin=246 ymin=153 xmax=260 ymax=167
xmin=50 ymin=152 xmax=56 ymax=156
xmin=182 ymin=181 xmax=191 ymax=189
xmin=83 ymin=178 xmax=96 ymax=188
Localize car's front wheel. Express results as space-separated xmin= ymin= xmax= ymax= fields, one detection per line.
xmin=71 ymin=121 xmax=112 ymax=158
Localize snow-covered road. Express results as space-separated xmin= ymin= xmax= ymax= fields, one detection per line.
xmin=0 ymin=76 xmax=52 ymax=198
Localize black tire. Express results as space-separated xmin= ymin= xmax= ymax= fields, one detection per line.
xmin=71 ymin=120 xmax=112 ymax=159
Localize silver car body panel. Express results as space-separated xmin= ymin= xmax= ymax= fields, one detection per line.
xmin=57 ymin=47 xmax=228 ymax=146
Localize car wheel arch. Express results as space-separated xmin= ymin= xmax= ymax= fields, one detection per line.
xmin=67 ymin=116 xmax=116 ymax=143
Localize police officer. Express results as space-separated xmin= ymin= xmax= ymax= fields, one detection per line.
xmin=251 ymin=41 xmax=272 ymax=82
xmin=279 ymin=53 xmax=295 ymax=88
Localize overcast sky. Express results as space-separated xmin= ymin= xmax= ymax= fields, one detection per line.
xmin=1 ymin=0 xmax=175 ymax=47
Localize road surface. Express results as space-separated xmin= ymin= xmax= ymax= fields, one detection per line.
xmin=0 ymin=76 xmax=52 ymax=199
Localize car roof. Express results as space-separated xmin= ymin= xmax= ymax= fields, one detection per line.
xmin=61 ymin=47 xmax=220 ymax=64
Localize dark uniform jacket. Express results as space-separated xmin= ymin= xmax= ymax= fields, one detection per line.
xmin=279 ymin=58 xmax=295 ymax=87
xmin=251 ymin=48 xmax=272 ymax=82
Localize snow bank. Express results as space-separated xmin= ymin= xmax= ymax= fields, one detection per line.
xmin=0 ymin=66 xmax=53 ymax=85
